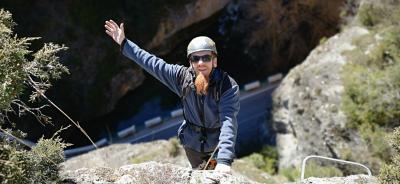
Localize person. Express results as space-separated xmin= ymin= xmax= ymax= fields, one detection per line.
xmin=104 ymin=20 xmax=240 ymax=174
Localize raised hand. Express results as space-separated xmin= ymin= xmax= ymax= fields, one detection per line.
xmin=104 ymin=20 xmax=125 ymax=45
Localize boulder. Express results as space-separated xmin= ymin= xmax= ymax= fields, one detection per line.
xmin=61 ymin=161 xmax=260 ymax=184
xmin=272 ymin=26 xmax=372 ymax=169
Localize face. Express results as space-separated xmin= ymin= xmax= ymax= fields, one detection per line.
xmin=189 ymin=50 xmax=217 ymax=78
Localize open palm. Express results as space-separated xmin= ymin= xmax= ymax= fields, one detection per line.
xmin=105 ymin=20 xmax=125 ymax=45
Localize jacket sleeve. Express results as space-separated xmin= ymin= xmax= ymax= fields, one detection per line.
xmin=121 ymin=39 xmax=183 ymax=95
xmin=217 ymin=79 xmax=240 ymax=165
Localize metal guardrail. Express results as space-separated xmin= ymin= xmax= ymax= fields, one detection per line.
xmin=144 ymin=116 xmax=162 ymax=128
xmin=117 ymin=124 xmax=136 ymax=138
xmin=170 ymin=108 xmax=183 ymax=118
xmin=244 ymin=81 xmax=261 ymax=91
xmin=267 ymin=73 xmax=283 ymax=83
xmin=300 ymin=155 xmax=372 ymax=180
xmin=64 ymin=73 xmax=283 ymax=157
xmin=0 ymin=131 xmax=36 ymax=148
xmin=112 ymin=73 xmax=283 ymax=143
xmin=64 ymin=138 xmax=108 ymax=157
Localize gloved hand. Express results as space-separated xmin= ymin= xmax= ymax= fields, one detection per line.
xmin=214 ymin=163 xmax=231 ymax=174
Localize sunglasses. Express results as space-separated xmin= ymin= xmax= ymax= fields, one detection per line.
xmin=189 ymin=54 xmax=213 ymax=63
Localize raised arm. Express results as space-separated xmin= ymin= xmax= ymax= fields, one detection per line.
xmin=104 ymin=20 xmax=183 ymax=95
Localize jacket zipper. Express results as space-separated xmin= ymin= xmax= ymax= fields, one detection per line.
xmin=199 ymin=95 xmax=206 ymax=153
xmin=199 ymin=95 xmax=205 ymax=126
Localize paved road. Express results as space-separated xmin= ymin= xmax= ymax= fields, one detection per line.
xmin=115 ymin=83 xmax=278 ymax=156
xmin=64 ymin=82 xmax=279 ymax=157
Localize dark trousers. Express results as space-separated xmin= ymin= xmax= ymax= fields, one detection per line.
xmin=184 ymin=147 xmax=213 ymax=169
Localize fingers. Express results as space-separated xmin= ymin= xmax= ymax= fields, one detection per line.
xmin=104 ymin=24 xmax=114 ymax=32
xmin=109 ymin=20 xmax=119 ymax=30
xmin=105 ymin=20 xmax=112 ymax=28
xmin=105 ymin=30 xmax=113 ymax=37
xmin=104 ymin=19 xmax=125 ymax=44
xmin=105 ymin=20 xmax=118 ymax=31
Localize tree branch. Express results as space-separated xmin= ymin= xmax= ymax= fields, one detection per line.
xmin=27 ymin=76 xmax=98 ymax=149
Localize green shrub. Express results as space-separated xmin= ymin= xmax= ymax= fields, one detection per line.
xmin=246 ymin=153 xmax=264 ymax=168
xmin=279 ymin=162 xmax=343 ymax=182
xmin=342 ymin=1 xmax=400 ymax=179
xmin=279 ymin=167 xmax=300 ymax=182
xmin=341 ymin=26 xmax=400 ymax=176
xmin=357 ymin=0 xmax=400 ymax=28
xmin=342 ymin=27 xmax=400 ymax=129
xmin=0 ymin=135 xmax=68 ymax=183
xmin=378 ymin=127 xmax=400 ymax=183
xmin=337 ymin=124 xmax=391 ymax=174
xmin=0 ymin=135 xmax=29 ymax=183
xmin=131 ymin=154 xmax=155 ymax=164
xmin=357 ymin=3 xmax=385 ymax=27
xmin=319 ymin=37 xmax=328 ymax=45
xmin=168 ymin=137 xmax=181 ymax=157
xmin=303 ymin=162 xmax=343 ymax=179
xmin=379 ymin=163 xmax=400 ymax=184
xmin=0 ymin=9 xmax=68 ymax=111
xmin=0 ymin=9 xmax=69 ymax=183
xmin=245 ymin=146 xmax=278 ymax=175
xmin=359 ymin=124 xmax=393 ymax=163
xmin=27 ymin=137 xmax=68 ymax=182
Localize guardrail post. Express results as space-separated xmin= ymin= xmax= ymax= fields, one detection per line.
xmin=267 ymin=73 xmax=283 ymax=83
xmin=170 ymin=108 xmax=183 ymax=118
xmin=244 ymin=81 xmax=261 ymax=91
xmin=144 ymin=117 xmax=162 ymax=128
xmin=117 ymin=125 xmax=136 ymax=138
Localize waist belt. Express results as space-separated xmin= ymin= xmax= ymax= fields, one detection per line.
xmin=186 ymin=122 xmax=220 ymax=133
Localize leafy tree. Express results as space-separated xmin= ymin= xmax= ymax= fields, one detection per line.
xmin=0 ymin=9 xmax=69 ymax=183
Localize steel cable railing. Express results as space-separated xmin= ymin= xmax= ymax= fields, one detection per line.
xmin=301 ymin=155 xmax=372 ymax=180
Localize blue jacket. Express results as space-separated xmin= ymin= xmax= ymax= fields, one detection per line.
xmin=121 ymin=39 xmax=240 ymax=165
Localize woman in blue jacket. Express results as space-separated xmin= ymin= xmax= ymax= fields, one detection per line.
xmin=105 ymin=20 xmax=240 ymax=174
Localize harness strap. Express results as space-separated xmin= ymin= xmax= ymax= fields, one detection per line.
xmin=178 ymin=67 xmax=228 ymax=153
xmin=186 ymin=121 xmax=220 ymax=133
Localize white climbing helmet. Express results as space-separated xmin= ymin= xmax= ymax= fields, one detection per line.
xmin=187 ymin=36 xmax=218 ymax=58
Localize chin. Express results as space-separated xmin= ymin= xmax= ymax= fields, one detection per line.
xmin=200 ymin=71 xmax=210 ymax=76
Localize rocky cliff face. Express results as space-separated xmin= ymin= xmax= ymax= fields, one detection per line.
xmin=62 ymin=162 xmax=259 ymax=184
xmin=62 ymin=140 xmax=190 ymax=171
xmin=1 ymin=0 xmax=347 ymax=145
xmin=61 ymin=140 xmax=262 ymax=184
xmin=60 ymin=140 xmax=378 ymax=184
xmin=147 ymin=0 xmax=230 ymax=55
xmin=0 ymin=0 xmax=231 ymax=142
xmin=272 ymin=26 xmax=374 ymax=170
